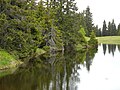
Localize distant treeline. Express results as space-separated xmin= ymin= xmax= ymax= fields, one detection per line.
xmin=95 ymin=19 xmax=120 ymax=36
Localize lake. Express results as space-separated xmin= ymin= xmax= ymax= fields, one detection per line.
xmin=0 ymin=44 xmax=120 ymax=90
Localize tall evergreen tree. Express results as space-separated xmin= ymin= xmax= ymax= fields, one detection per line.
xmin=102 ymin=20 xmax=107 ymax=36
xmin=94 ymin=25 xmax=101 ymax=37
xmin=36 ymin=0 xmax=63 ymax=52
xmin=107 ymin=20 xmax=117 ymax=36
xmin=85 ymin=6 xmax=93 ymax=36
xmin=79 ymin=12 xmax=87 ymax=35
xmin=117 ymin=23 xmax=120 ymax=36
xmin=53 ymin=0 xmax=85 ymax=50
xmin=111 ymin=19 xmax=117 ymax=36
xmin=108 ymin=21 xmax=112 ymax=36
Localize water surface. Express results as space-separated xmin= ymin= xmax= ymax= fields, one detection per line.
xmin=0 ymin=44 xmax=120 ymax=90
xmin=78 ymin=44 xmax=120 ymax=90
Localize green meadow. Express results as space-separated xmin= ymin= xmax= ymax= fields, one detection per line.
xmin=97 ymin=36 xmax=120 ymax=44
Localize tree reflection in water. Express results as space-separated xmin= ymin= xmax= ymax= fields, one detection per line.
xmin=0 ymin=47 xmax=98 ymax=90
xmin=102 ymin=44 xmax=120 ymax=56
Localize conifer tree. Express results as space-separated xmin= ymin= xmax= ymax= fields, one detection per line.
xmin=0 ymin=0 xmax=42 ymax=58
xmin=53 ymin=0 xmax=82 ymax=50
xmin=108 ymin=21 xmax=112 ymax=36
xmin=111 ymin=19 xmax=117 ymax=36
xmin=102 ymin=20 xmax=107 ymax=36
xmin=85 ymin=6 xmax=93 ymax=36
xmin=88 ymin=30 xmax=98 ymax=46
xmin=107 ymin=20 xmax=117 ymax=36
xmin=0 ymin=0 xmax=95 ymax=59
xmin=94 ymin=25 xmax=101 ymax=37
xmin=117 ymin=23 xmax=120 ymax=36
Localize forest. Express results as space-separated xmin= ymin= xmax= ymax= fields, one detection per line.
xmin=0 ymin=0 xmax=97 ymax=61
xmin=1 ymin=0 xmax=120 ymax=90
xmin=95 ymin=19 xmax=120 ymax=36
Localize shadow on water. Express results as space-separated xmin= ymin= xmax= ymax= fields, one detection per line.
xmin=0 ymin=47 xmax=98 ymax=90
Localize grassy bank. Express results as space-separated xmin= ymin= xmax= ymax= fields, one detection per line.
xmin=0 ymin=49 xmax=22 ymax=70
xmin=0 ymin=48 xmax=46 ymax=70
xmin=0 ymin=68 xmax=17 ymax=78
xmin=97 ymin=36 xmax=120 ymax=44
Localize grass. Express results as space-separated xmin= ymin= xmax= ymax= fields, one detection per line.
xmin=85 ymin=36 xmax=120 ymax=44
xmin=0 ymin=48 xmax=46 ymax=70
xmin=96 ymin=36 xmax=120 ymax=44
xmin=0 ymin=49 xmax=22 ymax=70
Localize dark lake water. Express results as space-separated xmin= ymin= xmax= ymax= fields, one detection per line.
xmin=0 ymin=44 xmax=120 ymax=90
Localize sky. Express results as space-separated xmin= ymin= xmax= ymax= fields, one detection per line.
xmin=76 ymin=0 xmax=120 ymax=28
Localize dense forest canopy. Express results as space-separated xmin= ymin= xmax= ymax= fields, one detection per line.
xmin=0 ymin=0 xmax=97 ymax=59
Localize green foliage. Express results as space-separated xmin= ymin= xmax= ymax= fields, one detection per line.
xmin=88 ymin=31 xmax=98 ymax=46
xmin=79 ymin=26 xmax=86 ymax=36
xmin=107 ymin=19 xmax=117 ymax=36
xmin=0 ymin=0 xmax=97 ymax=62
xmin=117 ymin=24 xmax=120 ymax=36
xmin=84 ymin=6 xmax=93 ymax=36
xmin=0 ymin=0 xmax=43 ymax=58
xmin=78 ymin=26 xmax=87 ymax=44
xmin=35 ymin=48 xmax=46 ymax=57
xmin=101 ymin=19 xmax=117 ymax=36
xmin=94 ymin=25 xmax=101 ymax=37
xmin=102 ymin=20 xmax=107 ymax=36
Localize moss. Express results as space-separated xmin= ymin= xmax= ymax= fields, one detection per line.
xmin=0 ymin=49 xmax=23 ymax=70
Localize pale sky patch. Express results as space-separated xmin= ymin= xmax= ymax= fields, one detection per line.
xmin=76 ymin=0 xmax=120 ymax=28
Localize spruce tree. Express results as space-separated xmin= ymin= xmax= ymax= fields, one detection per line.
xmin=108 ymin=21 xmax=112 ymax=36
xmin=102 ymin=20 xmax=107 ymax=36
xmin=88 ymin=30 xmax=98 ymax=47
xmin=111 ymin=19 xmax=117 ymax=36
xmin=85 ymin=6 xmax=93 ymax=36
xmin=0 ymin=0 xmax=42 ymax=58
xmin=117 ymin=23 xmax=120 ymax=36
xmin=107 ymin=20 xmax=117 ymax=36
